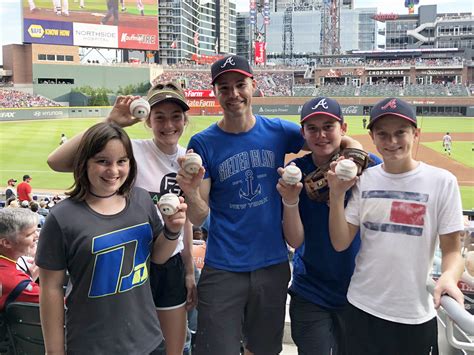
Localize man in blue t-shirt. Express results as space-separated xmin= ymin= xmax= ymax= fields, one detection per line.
xmin=177 ymin=56 xmax=362 ymax=355
xmin=177 ymin=55 xmax=304 ymax=355
xmin=276 ymin=97 xmax=381 ymax=355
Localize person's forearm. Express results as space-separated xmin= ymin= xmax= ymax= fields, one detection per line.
xmin=152 ymin=233 xmax=179 ymax=264
xmin=328 ymin=194 xmax=353 ymax=251
xmin=47 ymin=132 xmax=85 ymax=172
xmin=340 ymin=135 xmax=363 ymax=150
xmin=181 ymin=248 xmax=195 ymax=277
xmin=40 ymin=288 xmax=65 ymax=355
xmin=440 ymin=232 xmax=464 ymax=280
xmin=184 ymin=189 xmax=209 ymax=226
xmin=282 ymin=201 xmax=304 ymax=249
xmin=181 ymin=220 xmax=195 ymax=277
xmin=441 ymin=250 xmax=464 ymax=280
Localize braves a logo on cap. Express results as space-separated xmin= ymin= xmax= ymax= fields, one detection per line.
xmin=311 ymin=98 xmax=329 ymax=110
xmin=221 ymin=56 xmax=236 ymax=68
xmin=381 ymin=98 xmax=397 ymax=110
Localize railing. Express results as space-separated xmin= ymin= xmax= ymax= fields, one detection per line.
xmin=430 ymin=236 xmax=474 ymax=353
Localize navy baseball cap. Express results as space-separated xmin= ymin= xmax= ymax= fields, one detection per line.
xmin=368 ymin=98 xmax=417 ymax=129
xmin=300 ymin=97 xmax=344 ymax=124
xmin=211 ymin=55 xmax=253 ymax=85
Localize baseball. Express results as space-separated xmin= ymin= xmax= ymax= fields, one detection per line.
xmin=130 ymin=98 xmax=150 ymax=119
xmin=282 ymin=165 xmax=302 ymax=185
xmin=158 ymin=193 xmax=180 ymax=216
xmin=183 ymin=152 xmax=202 ymax=175
xmin=335 ymin=159 xmax=358 ymax=181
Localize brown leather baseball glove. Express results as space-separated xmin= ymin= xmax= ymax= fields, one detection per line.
xmin=303 ymin=148 xmax=371 ymax=202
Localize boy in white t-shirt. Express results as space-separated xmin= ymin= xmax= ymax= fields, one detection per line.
xmin=327 ymin=97 xmax=465 ymax=355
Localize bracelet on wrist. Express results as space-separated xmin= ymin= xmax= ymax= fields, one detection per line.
xmin=163 ymin=225 xmax=181 ymax=241
xmin=282 ymin=198 xmax=299 ymax=208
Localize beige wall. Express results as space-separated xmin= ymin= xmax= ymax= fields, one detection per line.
xmin=31 ymin=44 xmax=80 ymax=64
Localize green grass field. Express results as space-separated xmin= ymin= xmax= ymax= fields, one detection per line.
xmin=422 ymin=141 xmax=474 ymax=169
xmin=1 ymin=115 xmax=473 ymax=209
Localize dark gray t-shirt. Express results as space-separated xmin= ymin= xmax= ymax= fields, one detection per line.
xmin=36 ymin=187 xmax=163 ymax=355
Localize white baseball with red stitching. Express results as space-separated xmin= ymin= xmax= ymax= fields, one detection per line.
xmin=335 ymin=159 xmax=358 ymax=181
xmin=282 ymin=165 xmax=302 ymax=185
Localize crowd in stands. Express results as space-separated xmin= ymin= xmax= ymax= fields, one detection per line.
xmin=4 ymin=193 xmax=63 ymax=218
xmin=0 ymin=89 xmax=61 ymax=108
xmin=85 ymin=56 xmax=465 ymax=71
xmin=315 ymin=56 xmax=465 ymax=68
xmin=315 ymin=83 xmax=358 ymax=97
xmin=292 ymin=82 xmax=470 ymax=97
xmin=156 ymin=70 xmax=293 ymax=96
xmin=1 ymin=56 xmax=470 ymax=104
xmin=0 ymin=81 xmax=13 ymax=87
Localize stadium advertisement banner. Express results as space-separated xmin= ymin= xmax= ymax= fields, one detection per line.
xmin=255 ymin=42 xmax=266 ymax=64
xmin=0 ymin=108 xmax=68 ymax=121
xmin=191 ymin=54 xmax=224 ymax=65
xmin=22 ymin=0 xmax=158 ymax=50
xmin=254 ymin=105 xmax=298 ymax=115
xmin=186 ymin=99 xmax=218 ymax=108
xmin=184 ymin=90 xmax=215 ymax=98
xmin=73 ymin=23 xmax=117 ymax=48
xmin=118 ymin=27 xmax=158 ymax=50
xmin=253 ymin=105 xmax=363 ymax=116
xmin=321 ymin=68 xmax=365 ymax=77
xmin=23 ymin=19 xmax=73 ymax=46
xmin=0 ymin=107 xmax=112 ymax=122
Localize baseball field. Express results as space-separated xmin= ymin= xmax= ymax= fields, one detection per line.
xmin=1 ymin=115 xmax=473 ymax=209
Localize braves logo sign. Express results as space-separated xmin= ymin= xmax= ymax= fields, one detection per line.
xmin=220 ymin=57 xmax=236 ymax=68
xmin=311 ymin=98 xmax=329 ymax=110
xmin=381 ymin=98 xmax=397 ymax=110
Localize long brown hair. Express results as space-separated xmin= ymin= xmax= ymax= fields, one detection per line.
xmin=67 ymin=122 xmax=137 ymax=201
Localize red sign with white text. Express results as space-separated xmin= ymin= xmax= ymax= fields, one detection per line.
xmin=118 ymin=26 xmax=158 ymax=50
xmin=184 ymin=90 xmax=215 ymax=98
xmin=255 ymin=42 xmax=265 ymax=64
xmin=191 ymin=53 xmax=224 ymax=64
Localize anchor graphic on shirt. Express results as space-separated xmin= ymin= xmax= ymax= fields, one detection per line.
xmin=239 ymin=170 xmax=261 ymax=201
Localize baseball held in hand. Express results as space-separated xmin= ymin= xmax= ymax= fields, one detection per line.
xmin=282 ymin=165 xmax=302 ymax=185
xmin=158 ymin=193 xmax=180 ymax=216
xmin=335 ymin=159 xmax=358 ymax=181
xmin=130 ymin=98 xmax=150 ymax=119
xmin=183 ymin=152 xmax=202 ymax=175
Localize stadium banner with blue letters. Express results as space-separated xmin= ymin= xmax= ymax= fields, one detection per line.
xmin=23 ymin=19 xmax=73 ymax=46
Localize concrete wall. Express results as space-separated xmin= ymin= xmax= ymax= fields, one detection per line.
xmin=0 ymin=106 xmax=111 ymax=121
xmin=32 ymin=64 xmax=150 ymax=101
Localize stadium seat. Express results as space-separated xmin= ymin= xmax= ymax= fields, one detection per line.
xmin=0 ymin=312 xmax=13 ymax=354
xmin=4 ymin=302 xmax=44 ymax=355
